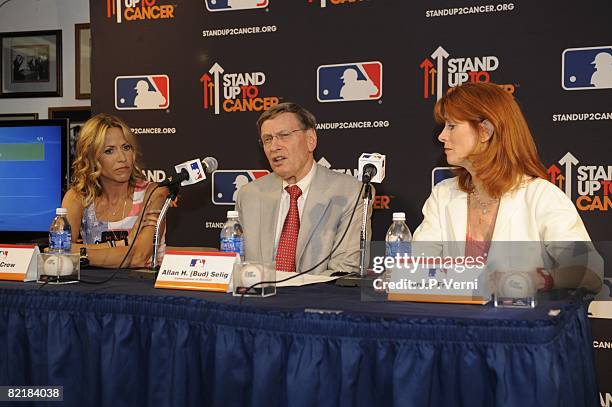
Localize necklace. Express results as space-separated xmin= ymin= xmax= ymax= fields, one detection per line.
xmin=109 ymin=197 xmax=126 ymax=218
xmin=109 ymin=197 xmax=128 ymax=243
xmin=471 ymin=189 xmax=498 ymax=214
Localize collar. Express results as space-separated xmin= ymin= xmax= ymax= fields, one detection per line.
xmin=282 ymin=160 xmax=316 ymax=194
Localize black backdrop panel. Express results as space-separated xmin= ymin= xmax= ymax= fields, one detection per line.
xmin=591 ymin=317 xmax=612 ymax=404
xmin=91 ymin=0 xmax=611 ymax=245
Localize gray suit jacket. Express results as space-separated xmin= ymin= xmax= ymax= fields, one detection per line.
xmin=235 ymin=163 xmax=370 ymax=275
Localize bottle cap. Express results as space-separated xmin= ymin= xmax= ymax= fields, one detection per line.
xmin=227 ymin=210 xmax=239 ymax=219
xmin=392 ymin=212 xmax=406 ymax=221
xmin=56 ymin=208 xmax=68 ymax=215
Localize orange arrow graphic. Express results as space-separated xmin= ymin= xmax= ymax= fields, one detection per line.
xmin=557 ymin=174 xmax=565 ymax=189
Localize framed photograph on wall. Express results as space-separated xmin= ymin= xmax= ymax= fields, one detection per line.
xmin=0 ymin=30 xmax=62 ymax=98
xmin=75 ymin=24 xmax=91 ymax=99
xmin=0 ymin=113 xmax=38 ymax=121
xmin=48 ymin=106 xmax=92 ymax=168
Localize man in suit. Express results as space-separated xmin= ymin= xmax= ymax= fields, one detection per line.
xmin=235 ymin=102 xmax=369 ymax=275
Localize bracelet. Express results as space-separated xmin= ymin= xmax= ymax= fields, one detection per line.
xmin=537 ymin=268 xmax=554 ymax=291
xmin=79 ymin=247 xmax=90 ymax=267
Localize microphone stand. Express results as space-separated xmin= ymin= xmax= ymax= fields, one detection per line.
xmin=359 ymin=182 xmax=372 ymax=277
xmin=335 ymin=179 xmax=372 ymax=288
xmin=128 ymin=159 xmax=219 ymax=279
xmin=152 ymin=183 xmax=179 ymax=270
xmin=128 ymin=183 xmax=178 ymax=280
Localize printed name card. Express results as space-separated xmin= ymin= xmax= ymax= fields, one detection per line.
xmin=154 ymin=250 xmax=239 ymax=292
xmin=0 ymin=244 xmax=40 ymax=282
xmin=383 ymin=258 xmax=491 ymax=305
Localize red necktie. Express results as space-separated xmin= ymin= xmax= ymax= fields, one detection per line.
xmin=275 ymin=185 xmax=302 ymax=272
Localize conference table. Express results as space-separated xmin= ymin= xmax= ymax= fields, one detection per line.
xmin=0 ymin=269 xmax=598 ymax=407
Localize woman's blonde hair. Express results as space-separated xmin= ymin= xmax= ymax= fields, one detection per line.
xmin=71 ymin=113 xmax=144 ymax=205
xmin=434 ymin=82 xmax=548 ymax=198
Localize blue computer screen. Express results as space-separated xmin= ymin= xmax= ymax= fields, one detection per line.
xmin=0 ymin=123 xmax=66 ymax=232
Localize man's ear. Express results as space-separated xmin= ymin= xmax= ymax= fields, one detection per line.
xmin=307 ymin=129 xmax=317 ymax=152
xmin=480 ymin=119 xmax=494 ymax=142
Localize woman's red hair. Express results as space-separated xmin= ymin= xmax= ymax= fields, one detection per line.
xmin=434 ymin=82 xmax=548 ymax=197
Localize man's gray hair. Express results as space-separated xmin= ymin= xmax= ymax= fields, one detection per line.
xmin=256 ymin=102 xmax=317 ymax=134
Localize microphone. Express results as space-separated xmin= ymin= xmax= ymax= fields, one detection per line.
xmin=160 ymin=156 xmax=218 ymax=187
xmin=362 ymin=164 xmax=377 ymax=184
xmin=358 ymin=153 xmax=385 ymax=184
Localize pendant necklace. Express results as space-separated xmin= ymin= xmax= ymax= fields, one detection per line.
xmin=471 ymin=189 xmax=498 ymax=215
xmin=109 ymin=196 xmax=127 ymax=243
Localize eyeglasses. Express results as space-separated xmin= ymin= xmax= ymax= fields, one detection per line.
xmin=258 ymin=128 xmax=304 ymax=147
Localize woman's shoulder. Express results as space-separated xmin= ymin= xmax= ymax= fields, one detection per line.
xmin=435 ymin=176 xmax=459 ymax=189
xmin=520 ymin=176 xmax=563 ymax=196
xmin=134 ymin=179 xmax=150 ymax=192
xmin=132 ymin=179 xmax=154 ymax=199
xmin=432 ymin=176 xmax=461 ymax=197
xmin=61 ymin=188 xmax=88 ymax=225
xmin=518 ymin=176 xmax=575 ymax=209
xmin=133 ymin=179 xmax=168 ymax=205
xmin=63 ymin=188 xmax=85 ymax=208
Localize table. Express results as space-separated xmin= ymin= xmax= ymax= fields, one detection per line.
xmin=0 ymin=269 xmax=598 ymax=407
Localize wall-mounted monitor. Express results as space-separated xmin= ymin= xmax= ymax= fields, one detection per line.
xmin=0 ymin=119 xmax=68 ymax=242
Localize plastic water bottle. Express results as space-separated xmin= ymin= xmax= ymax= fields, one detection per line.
xmin=49 ymin=208 xmax=72 ymax=253
xmin=220 ymin=210 xmax=244 ymax=260
xmin=385 ymin=212 xmax=411 ymax=257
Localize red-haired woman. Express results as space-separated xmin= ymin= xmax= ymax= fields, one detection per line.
xmin=413 ymin=82 xmax=601 ymax=292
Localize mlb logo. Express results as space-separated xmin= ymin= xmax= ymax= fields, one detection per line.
xmin=191 ymin=162 xmax=204 ymax=180
xmin=431 ymin=167 xmax=456 ymax=188
xmin=212 ymin=170 xmax=270 ymax=205
xmin=190 ymin=258 xmax=206 ymax=267
xmin=115 ymin=75 xmax=170 ymax=110
xmin=562 ymin=46 xmax=612 ymax=90
xmin=204 ymin=0 xmax=269 ymax=12
xmin=317 ymin=61 xmax=382 ymax=102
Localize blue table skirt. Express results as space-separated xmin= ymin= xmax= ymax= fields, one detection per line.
xmin=0 ymin=283 xmax=598 ymax=407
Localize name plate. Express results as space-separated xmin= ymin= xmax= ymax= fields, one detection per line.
xmin=0 ymin=244 xmax=40 ymax=282
xmin=384 ymin=259 xmax=491 ymax=305
xmin=154 ymin=250 xmax=239 ymax=292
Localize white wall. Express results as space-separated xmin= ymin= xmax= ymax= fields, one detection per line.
xmin=0 ymin=0 xmax=90 ymax=118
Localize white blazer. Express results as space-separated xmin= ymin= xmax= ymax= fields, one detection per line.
xmin=413 ymin=176 xmax=601 ymax=275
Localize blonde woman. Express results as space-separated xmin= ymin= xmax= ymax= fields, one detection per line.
xmin=62 ymin=113 xmax=168 ymax=268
